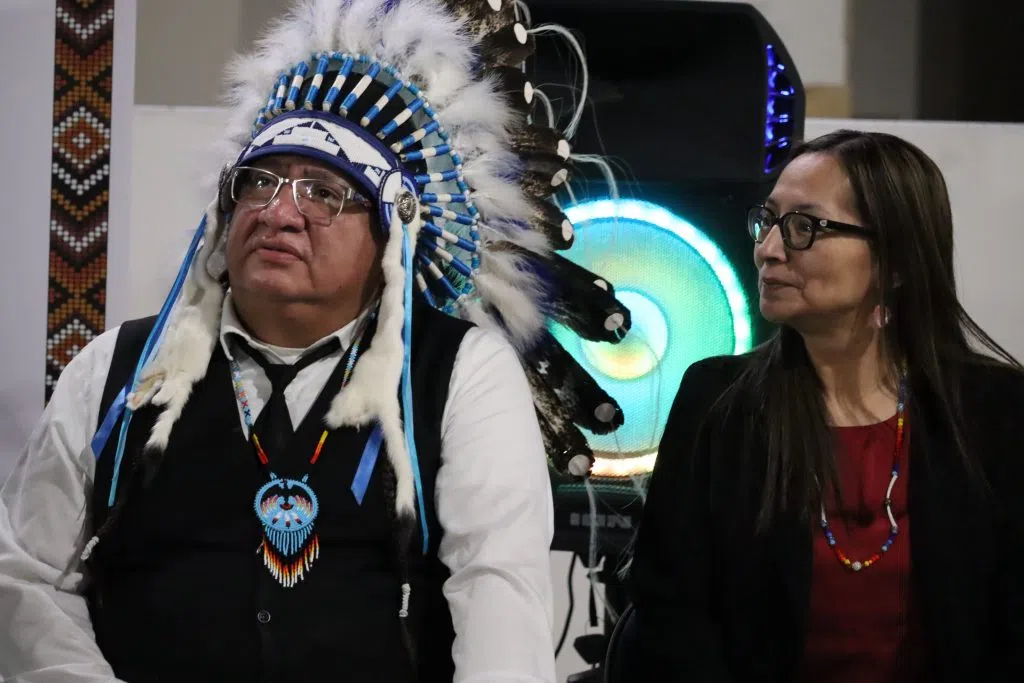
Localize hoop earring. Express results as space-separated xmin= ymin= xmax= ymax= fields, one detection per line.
xmin=872 ymin=304 xmax=891 ymax=328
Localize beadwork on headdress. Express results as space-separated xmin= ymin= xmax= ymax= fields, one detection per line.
xmin=89 ymin=0 xmax=632 ymax=554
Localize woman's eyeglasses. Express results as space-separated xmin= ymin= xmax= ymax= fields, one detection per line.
xmin=747 ymin=204 xmax=874 ymax=251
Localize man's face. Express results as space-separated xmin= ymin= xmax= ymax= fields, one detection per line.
xmin=224 ymin=154 xmax=382 ymax=308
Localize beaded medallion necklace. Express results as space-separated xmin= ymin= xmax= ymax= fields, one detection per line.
xmin=819 ymin=366 xmax=909 ymax=572
xmin=229 ymin=325 xmax=366 ymax=588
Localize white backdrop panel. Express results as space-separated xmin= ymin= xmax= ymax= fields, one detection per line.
xmin=0 ymin=0 xmax=56 ymax=483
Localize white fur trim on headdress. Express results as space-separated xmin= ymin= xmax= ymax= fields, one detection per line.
xmin=325 ymin=199 xmax=421 ymax=517
xmin=135 ymin=199 xmax=226 ymax=453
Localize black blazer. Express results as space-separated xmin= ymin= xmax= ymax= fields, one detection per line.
xmin=626 ymin=353 xmax=1024 ymax=682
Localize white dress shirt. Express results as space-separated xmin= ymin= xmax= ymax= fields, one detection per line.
xmin=0 ymin=294 xmax=557 ymax=683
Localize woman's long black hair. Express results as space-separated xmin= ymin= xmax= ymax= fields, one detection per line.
xmin=728 ymin=129 xmax=1021 ymax=530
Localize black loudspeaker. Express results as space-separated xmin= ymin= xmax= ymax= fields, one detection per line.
xmin=528 ymin=0 xmax=805 ymax=184
xmin=527 ymin=1 xmax=805 ymax=554
xmin=530 ymin=6 xmax=806 ymax=679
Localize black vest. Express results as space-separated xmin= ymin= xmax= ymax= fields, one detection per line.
xmin=87 ymin=302 xmax=471 ymax=683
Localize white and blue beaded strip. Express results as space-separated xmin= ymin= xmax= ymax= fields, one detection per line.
xmin=416 ymin=252 xmax=461 ymax=300
xmin=320 ymin=54 xmax=356 ymax=112
xmin=420 ymin=240 xmax=473 ymax=278
xmin=420 ymin=192 xmax=468 ymax=204
xmin=394 ymin=121 xmax=442 ymax=153
xmin=302 ymin=54 xmax=332 ymax=110
xmin=284 ymin=62 xmax=310 ymax=111
xmin=380 ymin=98 xmax=427 ymax=140
xmin=420 ymin=221 xmax=477 ymax=252
xmin=340 ymin=61 xmax=382 ymax=115
xmin=361 ymin=78 xmax=405 ymax=127
xmin=414 ymin=169 xmax=460 ymax=185
xmin=422 ymin=205 xmax=475 ymax=226
xmin=272 ymin=73 xmax=291 ymax=116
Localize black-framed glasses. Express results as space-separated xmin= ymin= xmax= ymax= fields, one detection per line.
xmin=226 ymin=166 xmax=363 ymax=224
xmin=747 ymin=204 xmax=875 ymax=250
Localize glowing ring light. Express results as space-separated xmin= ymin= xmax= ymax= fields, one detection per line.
xmin=555 ymin=198 xmax=752 ymax=477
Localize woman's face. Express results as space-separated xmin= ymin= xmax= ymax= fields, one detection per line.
xmin=754 ymin=152 xmax=877 ymax=333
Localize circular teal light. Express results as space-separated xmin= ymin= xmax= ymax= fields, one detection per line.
xmin=555 ymin=198 xmax=752 ymax=465
xmin=582 ymin=289 xmax=668 ymax=380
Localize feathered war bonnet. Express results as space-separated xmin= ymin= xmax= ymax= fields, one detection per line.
xmin=90 ymin=0 xmax=631 ymax=552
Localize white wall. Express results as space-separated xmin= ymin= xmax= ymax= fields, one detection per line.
xmin=0 ymin=0 xmax=136 ymax=483
xmin=123 ymin=106 xmax=227 ymax=321
xmin=107 ymin=0 xmax=139 ymax=328
xmin=134 ymin=0 xmax=243 ymax=106
xmin=133 ymin=0 xmax=306 ymax=107
xmin=804 ymin=118 xmax=1024 ymax=360
xmin=0 ymin=0 xmax=55 ymax=483
xmin=133 ymin=1 xmax=851 ymax=107
xmin=706 ymin=0 xmax=849 ymax=86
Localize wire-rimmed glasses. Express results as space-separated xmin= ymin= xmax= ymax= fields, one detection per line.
xmin=226 ymin=166 xmax=363 ymax=224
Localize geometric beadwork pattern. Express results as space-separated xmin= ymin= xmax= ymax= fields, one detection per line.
xmin=46 ymin=0 xmax=115 ymax=400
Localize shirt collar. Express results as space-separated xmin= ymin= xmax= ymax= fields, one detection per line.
xmin=219 ymin=291 xmax=368 ymax=364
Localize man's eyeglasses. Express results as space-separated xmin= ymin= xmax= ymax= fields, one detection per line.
xmin=747 ymin=204 xmax=874 ymax=251
xmin=226 ymin=166 xmax=365 ymax=224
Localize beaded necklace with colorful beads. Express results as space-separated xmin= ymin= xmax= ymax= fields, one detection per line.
xmin=228 ymin=325 xmax=366 ymax=588
xmin=819 ymin=364 xmax=909 ymax=572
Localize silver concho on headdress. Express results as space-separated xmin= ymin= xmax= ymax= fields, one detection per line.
xmin=396 ymin=191 xmax=418 ymax=224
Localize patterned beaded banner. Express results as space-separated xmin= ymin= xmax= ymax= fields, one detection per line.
xmin=46 ymin=0 xmax=116 ymax=399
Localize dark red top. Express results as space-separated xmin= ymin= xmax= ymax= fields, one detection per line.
xmin=797 ymin=415 xmax=930 ymax=682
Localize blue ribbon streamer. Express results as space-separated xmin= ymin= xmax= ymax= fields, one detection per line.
xmin=91 ymin=215 xmax=208 ymax=507
xmin=402 ymin=226 xmax=429 ymax=554
xmin=90 ymin=385 xmax=127 ymax=460
xmin=350 ymin=424 xmax=384 ymax=504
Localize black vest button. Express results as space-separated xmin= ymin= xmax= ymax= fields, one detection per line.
xmin=257 ymin=609 xmax=271 ymax=624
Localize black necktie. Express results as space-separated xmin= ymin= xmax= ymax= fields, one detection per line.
xmin=235 ymin=337 xmax=341 ymax=459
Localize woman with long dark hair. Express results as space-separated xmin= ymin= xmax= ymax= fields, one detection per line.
xmin=626 ymin=130 xmax=1024 ymax=682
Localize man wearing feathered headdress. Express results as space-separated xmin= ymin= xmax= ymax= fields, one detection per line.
xmin=0 ymin=0 xmax=631 ymax=680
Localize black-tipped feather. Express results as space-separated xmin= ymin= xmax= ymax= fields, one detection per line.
xmin=525 ymin=197 xmax=574 ymax=250
xmin=441 ymin=0 xmax=518 ymax=41
xmin=510 ymin=124 xmax=571 ymax=159
xmin=487 ymin=65 xmax=535 ymax=114
xmin=525 ymin=365 xmax=594 ymax=475
xmin=525 ymin=329 xmax=625 ymax=434
xmin=479 ymin=24 xmax=536 ymax=68
xmin=543 ymin=252 xmax=632 ymax=343
xmin=492 ymin=241 xmax=631 ymax=342
xmin=520 ymin=154 xmax=572 ymax=199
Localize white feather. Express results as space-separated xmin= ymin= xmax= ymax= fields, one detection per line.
xmin=435 ymin=78 xmax=513 ymax=143
xmin=473 ymin=248 xmax=547 ymax=348
xmin=462 ymin=153 xmax=535 ymax=220
xmin=310 ymin=0 xmax=349 ymax=53
xmin=377 ymin=0 xmax=474 ymax=105
xmin=341 ymin=0 xmax=388 ymax=56
xmin=478 ymin=217 xmax=550 ymax=254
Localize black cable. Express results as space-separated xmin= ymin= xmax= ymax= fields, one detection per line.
xmin=554 ymin=553 xmax=577 ymax=657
